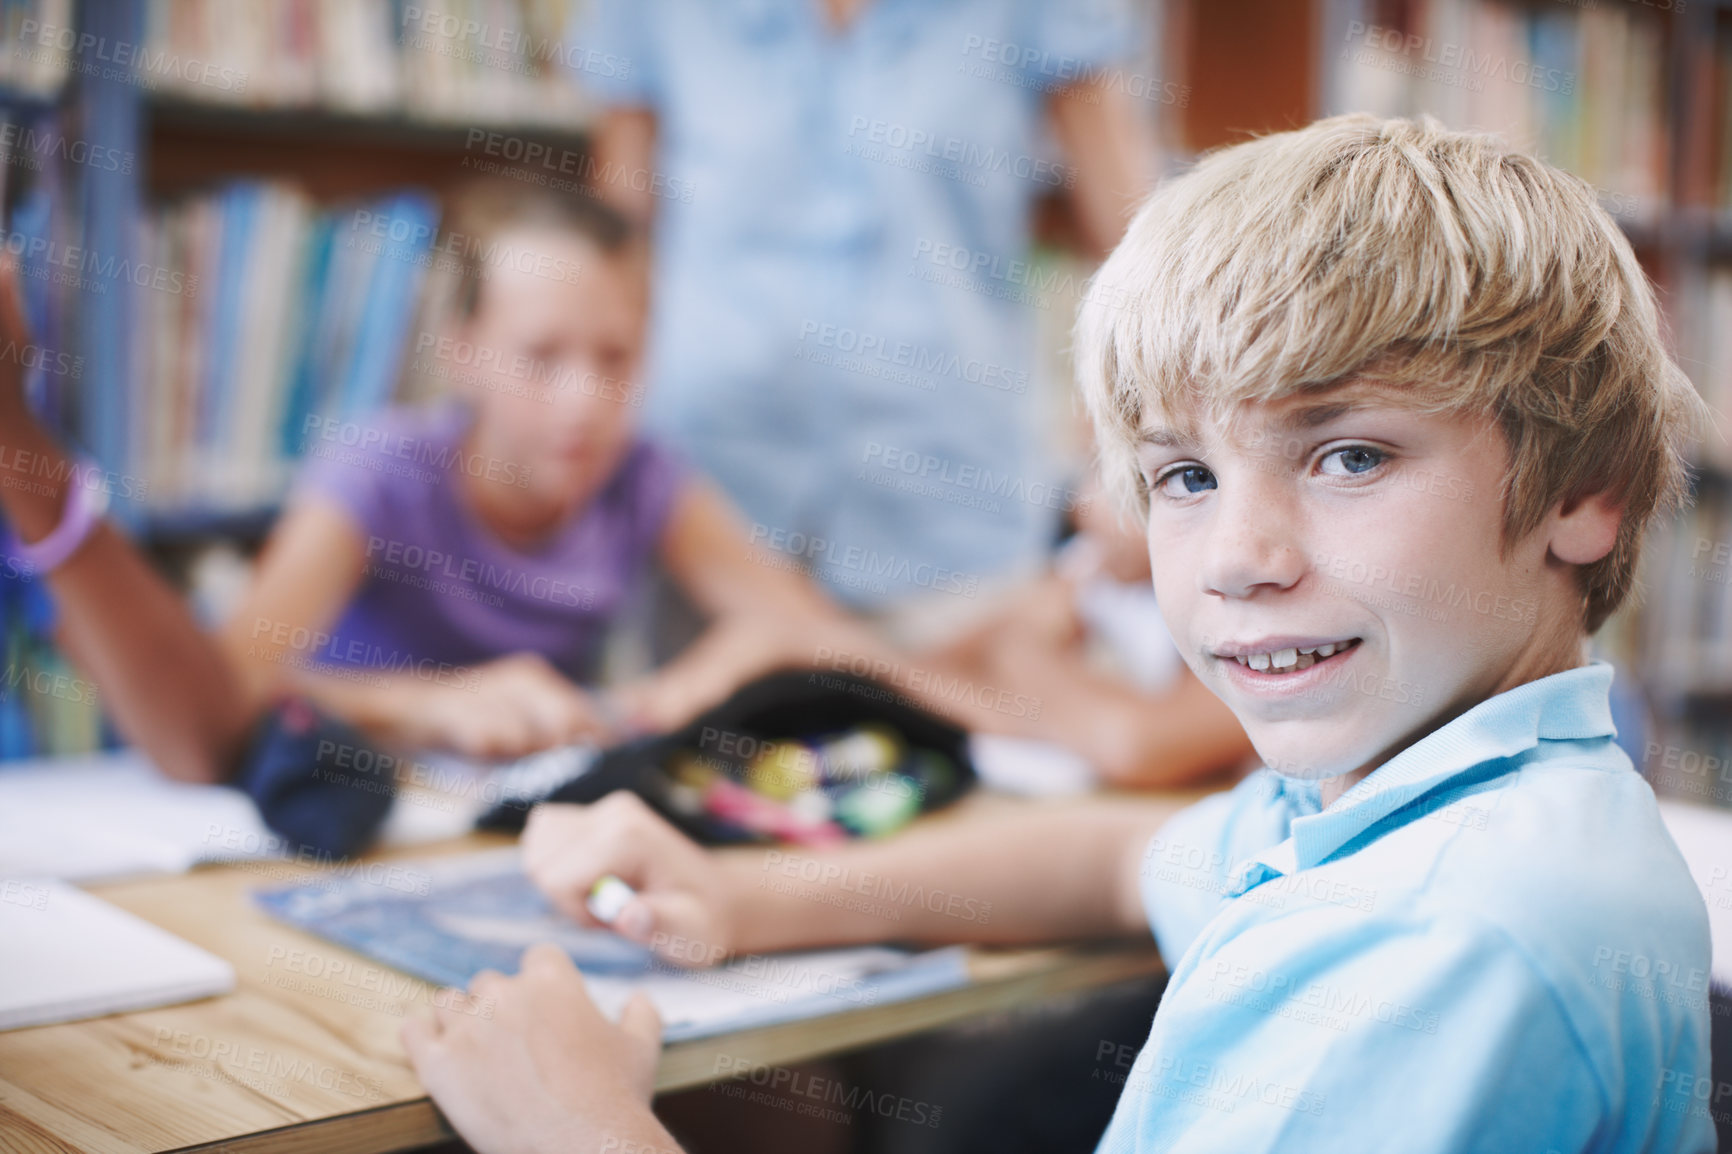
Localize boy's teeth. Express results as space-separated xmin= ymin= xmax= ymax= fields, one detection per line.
xmin=1236 ymin=640 xmax=1353 ymax=673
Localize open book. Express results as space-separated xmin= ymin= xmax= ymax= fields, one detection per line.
xmin=253 ymin=849 xmax=970 ymax=1043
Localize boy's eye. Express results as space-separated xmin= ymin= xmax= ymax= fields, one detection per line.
xmin=1320 ymin=446 xmax=1386 ymax=476
xmin=1155 ymin=464 xmax=1217 ymax=498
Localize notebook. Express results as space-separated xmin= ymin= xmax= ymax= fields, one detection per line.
xmin=0 ymin=879 xmax=236 ymax=1030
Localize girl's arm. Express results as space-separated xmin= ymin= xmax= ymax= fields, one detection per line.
xmin=612 ymin=480 xmax=897 ymax=730
xmin=981 ymin=646 xmax=1253 ymax=789
xmin=219 ymin=500 xmax=610 ymax=759
xmin=215 ymin=498 xmax=370 ymax=712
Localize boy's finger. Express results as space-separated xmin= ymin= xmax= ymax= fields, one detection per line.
xmin=401 ymin=1013 xmax=440 ymax=1059
xmin=525 ymin=854 xmax=610 ymax=927
xmin=618 ymin=991 xmax=662 ymax=1048
xmin=612 ymin=898 xmax=655 ymax=942
xmin=638 ymin=892 xmax=720 ymax=964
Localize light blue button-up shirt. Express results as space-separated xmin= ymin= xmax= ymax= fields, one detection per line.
xmin=579 ymin=0 xmax=1138 ymax=606
xmin=1099 ymin=663 xmax=1716 ymax=1153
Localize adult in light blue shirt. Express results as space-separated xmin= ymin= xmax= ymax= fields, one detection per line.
xmin=1098 ymin=663 xmax=1715 ymax=1153
xmin=576 ymin=0 xmax=1157 ymax=608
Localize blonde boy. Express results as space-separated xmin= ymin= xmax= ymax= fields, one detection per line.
xmin=402 ymin=116 xmax=1716 ymax=1154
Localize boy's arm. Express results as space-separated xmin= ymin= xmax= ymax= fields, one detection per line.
xmin=408 ymin=794 xmax=1180 ymax=1154
xmin=523 ymin=791 xmax=1178 ymax=962
xmin=721 ymin=795 xmax=1180 ymax=952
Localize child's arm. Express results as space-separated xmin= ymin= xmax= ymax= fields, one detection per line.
xmin=220 ymin=502 xmax=613 ymax=759
xmin=521 ymin=790 xmax=1178 ymax=960
xmin=402 ymin=792 xmax=1179 ymax=1154
xmin=215 ymin=499 xmax=370 ymax=709
xmin=980 ymin=646 xmax=1254 ymax=789
xmin=1049 ymin=71 xmax=1156 ymax=260
xmin=0 ymin=268 xmax=255 ymax=782
xmin=610 ymin=479 xmax=905 ymax=731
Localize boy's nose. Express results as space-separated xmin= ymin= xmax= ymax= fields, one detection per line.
xmin=1196 ymin=479 xmax=1306 ymax=599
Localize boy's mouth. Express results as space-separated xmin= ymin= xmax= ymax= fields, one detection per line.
xmin=1225 ymin=638 xmax=1362 ymax=675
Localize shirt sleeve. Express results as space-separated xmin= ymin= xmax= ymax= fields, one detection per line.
xmin=574 ymin=0 xmax=662 ymax=107
xmin=286 ymin=436 xmax=390 ymax=545
xmin=1106 ymin=912 xmax=1609 ymax=1154
xmin=627 ymin=438 xmax=691 ymax=557
xmin=1140 ymin=771 xmax=1295 ymax=968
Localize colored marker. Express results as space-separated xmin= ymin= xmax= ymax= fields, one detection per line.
xmin=587 ymin=874 xmax=637 ymax=924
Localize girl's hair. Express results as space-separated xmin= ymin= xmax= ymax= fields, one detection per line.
xmin=440 ymin=177 xmax=635 ymax=318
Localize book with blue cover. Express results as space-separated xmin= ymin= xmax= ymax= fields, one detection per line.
xmin=253 ymin=849 xmax=972 ymax=1043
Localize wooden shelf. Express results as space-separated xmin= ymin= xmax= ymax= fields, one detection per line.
xmin=145 ymin=96 xmax=591 ymax=200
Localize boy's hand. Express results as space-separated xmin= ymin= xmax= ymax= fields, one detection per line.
xmin=402 ymin=943 xmax=676 ymax=1154
xmin=523 ymin=793 xmax=739 ymax=966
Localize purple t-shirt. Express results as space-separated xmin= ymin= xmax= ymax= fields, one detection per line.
xmin=292 ymin=403 xmax=687 ymax=683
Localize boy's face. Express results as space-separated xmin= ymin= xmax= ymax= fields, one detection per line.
xmin=1136 ymin=384 xmax=1580 ymax=780
xmin=458 ymin=227 xmax=644 ymax=505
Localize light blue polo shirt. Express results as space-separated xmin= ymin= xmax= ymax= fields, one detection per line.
xmin=1099 ymin=663 xmax=1716 ymax=1153
xmin=577 ymin=0 xmax=1142 ymax=606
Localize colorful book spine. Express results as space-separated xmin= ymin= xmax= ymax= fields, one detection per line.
xmin=131 ymin=181 xmax=440 ymax=515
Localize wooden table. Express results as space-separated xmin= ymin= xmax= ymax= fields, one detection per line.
xmin=0 ymin=810 xmax=1171 ymax=1154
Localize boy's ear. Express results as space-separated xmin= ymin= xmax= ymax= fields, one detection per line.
xmin=1546 ymin=491 xmax=1622 ymax=566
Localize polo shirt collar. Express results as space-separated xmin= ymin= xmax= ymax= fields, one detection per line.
xmin=1228 ymin=662 xmax=1617 ymax=896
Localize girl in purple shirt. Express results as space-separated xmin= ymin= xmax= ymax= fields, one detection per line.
xmin=219 ymin=182 xmax=878 ymax=761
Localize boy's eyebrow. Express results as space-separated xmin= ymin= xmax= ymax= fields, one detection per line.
xmin=1136 ymin=427 xmax=1199 ymax=449
xmin=1138 ymin=393 xmax=1383 ymax=448
xmin=1284 ymin=400 xmax=1360 ymax=430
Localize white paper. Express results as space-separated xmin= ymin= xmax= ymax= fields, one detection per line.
xmin=0 ymin=879 xmax=235 ymax=1030
xmin=0 ymin=751 xmax=278 ymax=881
xmin=968 ymin=733 xmax=1097 ymax=798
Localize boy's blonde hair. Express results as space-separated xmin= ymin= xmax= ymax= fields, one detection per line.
xmin=1076 ymin=114 xmax=1709 ymax=633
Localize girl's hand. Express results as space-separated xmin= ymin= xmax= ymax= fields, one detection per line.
xmin=391 ymin=652 xmax=619 ymax=760
xmin=607 ymin=613 xmax=800 ymax=734
xmin=998 ymin=573 xmax=1085 ymax=655
xmin=402 ymin=943 xmax=678 ymax=1154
